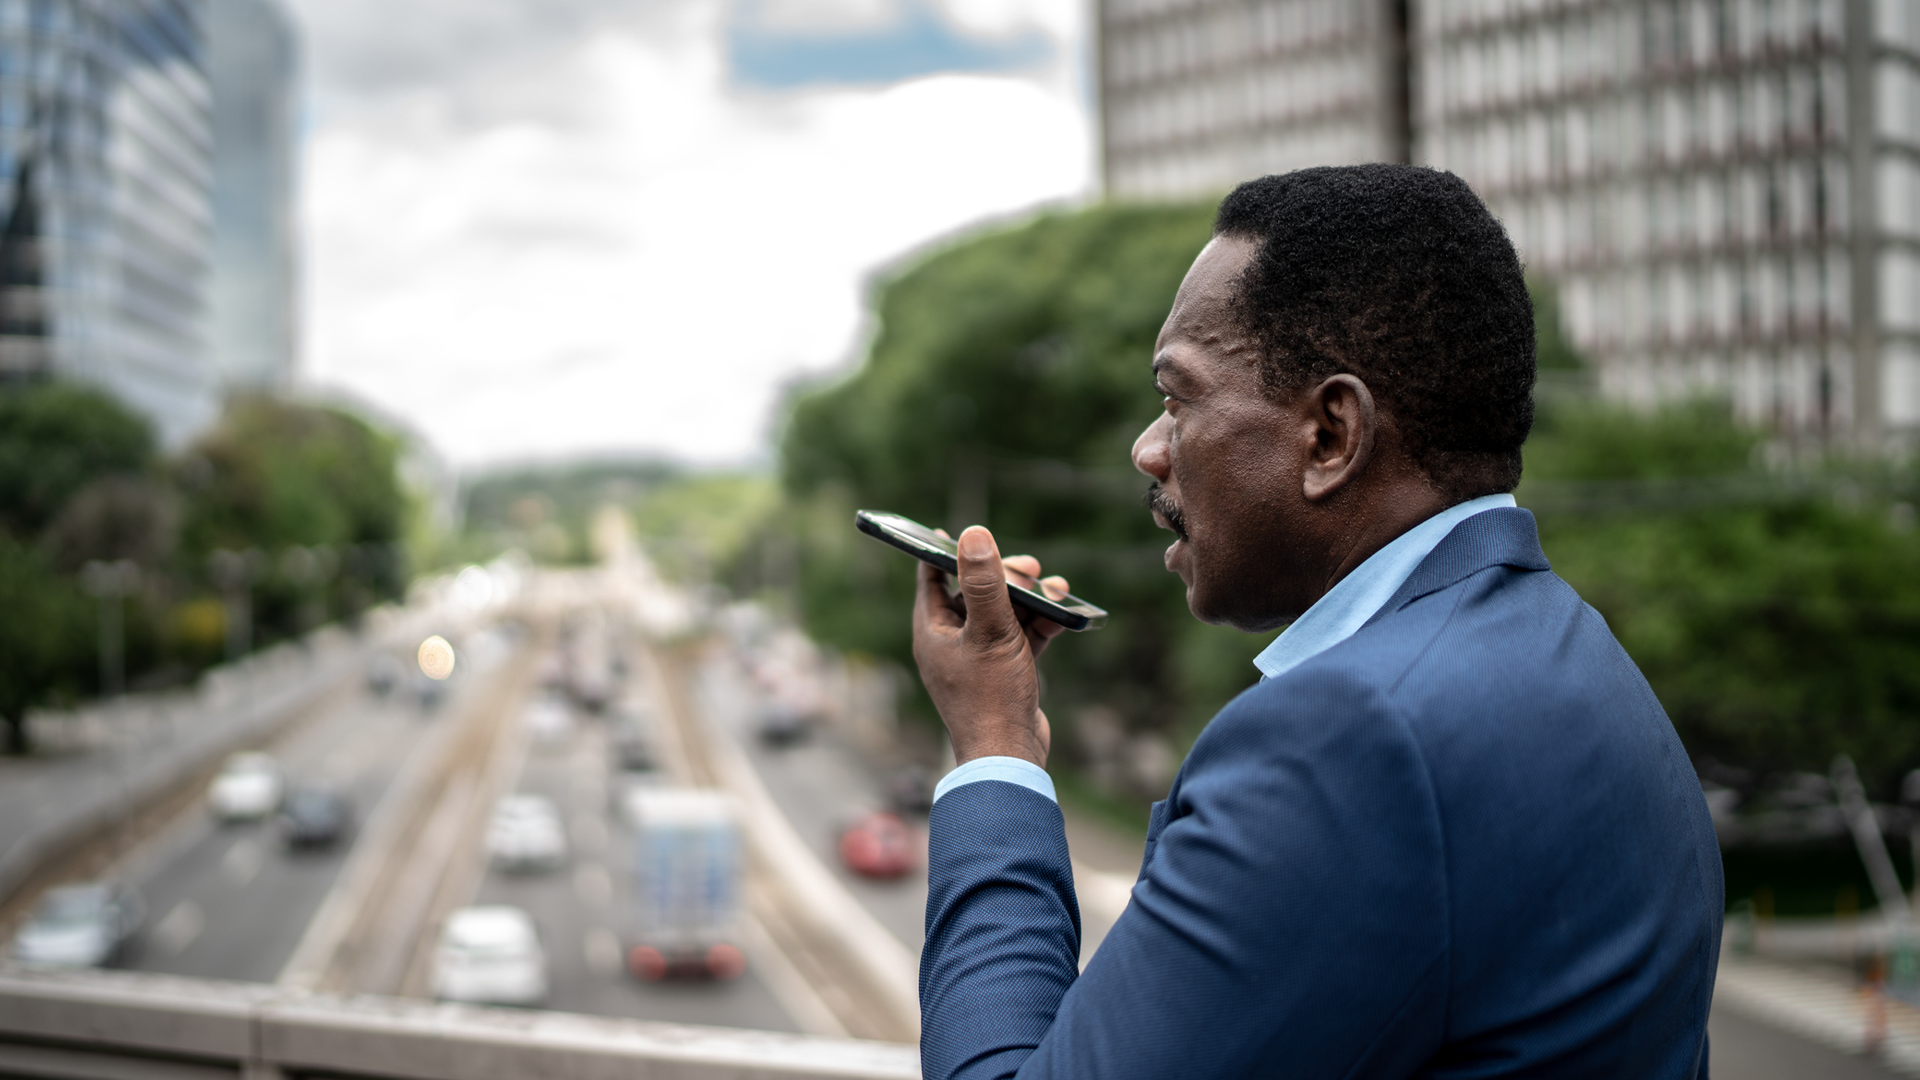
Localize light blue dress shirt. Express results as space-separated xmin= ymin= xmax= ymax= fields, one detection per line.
xmin=932 ymin=492 xmax=1518 ymax=805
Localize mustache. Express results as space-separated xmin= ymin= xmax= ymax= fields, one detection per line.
xmin=1144 ymin=483 xmax=1188 ymax=542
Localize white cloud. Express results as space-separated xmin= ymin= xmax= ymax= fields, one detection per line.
xmin=744 ymin=0 xmax=900 ymax=33
xmin=288 ymin=0 xmax=1092 ymax=467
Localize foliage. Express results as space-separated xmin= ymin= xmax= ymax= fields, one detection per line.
xmin=175 ymin=395 xmax=410 ymax=641
xmin=779 ymin=202 xmax=1265 ymax=780
xmin=459 ymin=459 xmax=679 ymax=565
xmin=0 ymin=381 xmax=155 ymax=537
xmin=0 ymin=384 xmax=414 ymax=748
xmin=632 ymin=472 xmax=780 ymax=585
xmin=0 ymin=535 xmax=90 ymax=751
xmin=178 ymin=395 xmax=407 ymax=554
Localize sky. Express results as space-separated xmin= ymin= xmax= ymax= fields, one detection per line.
xmin=281 ymin=0 xmax=1095 ymax=469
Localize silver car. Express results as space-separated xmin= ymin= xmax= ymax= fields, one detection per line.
xmin=10 ymin=884 xmax=143 ymax=968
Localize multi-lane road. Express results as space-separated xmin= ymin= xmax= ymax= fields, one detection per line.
xmin=115 ymin=669 xmax=437 ymax=984
xmin=464 ymin=698 xmax=799 ymax=1030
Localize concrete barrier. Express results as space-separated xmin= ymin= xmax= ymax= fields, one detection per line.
xmin=0 ymin=967 xmax=921 ymax=1080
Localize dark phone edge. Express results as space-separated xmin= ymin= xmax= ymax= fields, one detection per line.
xmin=854 ymin=511 xmax=1102 ymax=632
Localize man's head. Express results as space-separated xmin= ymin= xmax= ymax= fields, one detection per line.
xmin=1132 ymin=165 xmax=1535 ymax=630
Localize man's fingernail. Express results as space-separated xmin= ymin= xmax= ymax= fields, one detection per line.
xmin=960 ymin=529 xmax=992 ymax=559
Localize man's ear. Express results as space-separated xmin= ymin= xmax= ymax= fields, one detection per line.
xmin=1301 ymin=374 xmax=1376 ymax=502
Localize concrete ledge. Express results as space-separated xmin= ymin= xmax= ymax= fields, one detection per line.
xmin=0 ymin=968 xmax=920 ymax=1080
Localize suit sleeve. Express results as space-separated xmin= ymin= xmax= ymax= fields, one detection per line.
xmin=919 ymin=672 xmax=1452 ymax=1080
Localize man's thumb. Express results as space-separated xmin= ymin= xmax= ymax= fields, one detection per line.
xmin=956 ymin=526 xmax=1018 ymax=644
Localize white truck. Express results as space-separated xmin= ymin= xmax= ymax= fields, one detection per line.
xmin=622 ymin=787 xmax=745 ymax=980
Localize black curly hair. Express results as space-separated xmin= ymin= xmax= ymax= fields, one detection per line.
xmin=1214 ymin=164 xmax=1535 ymax=499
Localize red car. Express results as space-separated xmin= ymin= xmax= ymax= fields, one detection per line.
xmin=839 ymin=812 xmax=916 ymax=879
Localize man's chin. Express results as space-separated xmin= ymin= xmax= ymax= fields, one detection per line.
xmin=1185 ymin=578 xmax=1294 ymax=633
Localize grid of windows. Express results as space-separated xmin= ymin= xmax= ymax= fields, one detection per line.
xmin=1418 ymin=0 xmax=1905 ymax=437
xmin=0 ymin=0 xmax=213 ymax=445
xmin=1099 ymin=0 xmax=1410 ymax=198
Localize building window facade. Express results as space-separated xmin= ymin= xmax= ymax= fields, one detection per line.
xmin=0 ymin=0 xmax=214 ymax=445
xmin=1099 ymin=0 xmax=1413 ymax=199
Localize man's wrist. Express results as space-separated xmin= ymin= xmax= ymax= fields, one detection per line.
xmin=941 ymin=714 xmax=1046 ymax=769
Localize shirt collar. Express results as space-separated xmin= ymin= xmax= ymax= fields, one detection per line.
xmin=1252 ymin=493 xmax=1517 ymax=681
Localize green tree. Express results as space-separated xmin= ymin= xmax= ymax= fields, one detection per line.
xmin=179 ymin=396 xmax=407 ymax=552
xmin=0 ymin=381 xmax=154 ymax=750
xmin=0 ymin=536 xmax=89 ymax=752
xmin=0 ymin=380 xmax=154 ymax=537
xmin=177 ymin=396 xmax=410 ymax=638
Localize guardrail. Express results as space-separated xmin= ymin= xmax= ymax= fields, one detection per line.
xmin=0 ymin=967 xmax=921 ymax=1080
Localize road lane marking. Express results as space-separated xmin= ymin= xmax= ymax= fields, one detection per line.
xmin=574 ymin=862 xmax=612 ymax=907
xmin=153 ymin=901 xmax=205 ymax=955
xmin=571 ymin=815 xmax=607 ymax=855
xmin=583 ymin=926 xmax=622 ymax=976
xmin=221 ymin=838 xmax=263 ymax=886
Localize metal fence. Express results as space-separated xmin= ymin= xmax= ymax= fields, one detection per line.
xmin=0 ymin=968 xmax=920 ymax=1080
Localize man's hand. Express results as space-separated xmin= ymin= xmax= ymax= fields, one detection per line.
xmin=912 ymin=526 xmax=1071 ymax=768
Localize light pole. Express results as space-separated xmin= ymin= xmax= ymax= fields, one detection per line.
xmin=209 ymin=548 xmax=265 ymax=661
xmin=280 ymin=545 xmax=338 ymax=636
xmin=79 ymin=559 xmax=141 ymax=696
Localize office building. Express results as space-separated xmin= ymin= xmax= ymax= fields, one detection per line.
xmin=1420 ymin=0 xmax=1919 ymax=442
xmin=1096 ymin=0 xmax=1920 ymax=442
xmin=206 ymin=0 xmax=296 ymax=392
xmin=0 ymin=0 xmax=215 ymax=444
xmin=1098 ymin=0 xmax=1413 ymax=198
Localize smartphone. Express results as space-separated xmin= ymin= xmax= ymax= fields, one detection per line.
xmin=855 ymin=509 xmax=1108 ymax=631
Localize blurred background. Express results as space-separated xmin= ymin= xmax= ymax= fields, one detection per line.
xmin=2 ymin=0 xmax=1919 ymax=1076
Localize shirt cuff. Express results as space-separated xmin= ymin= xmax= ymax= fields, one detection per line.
xmin=932 ymin=755 xmax=1057 ymax=805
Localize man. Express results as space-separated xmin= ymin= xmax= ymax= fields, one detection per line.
xmin=909 ymin=165 xmax=1722 ymax=1079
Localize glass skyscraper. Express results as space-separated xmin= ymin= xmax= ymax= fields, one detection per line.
xmin=206 ymin=0 xmax=295 ymax=393
xmin=1096 ymin=0 xmax=1918 ymax=444
xmin=0 ymin=0 xmax=215 ymax=445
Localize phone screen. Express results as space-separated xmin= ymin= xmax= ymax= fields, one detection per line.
xmin=855 ymin=510 xmax=1108 ymax=631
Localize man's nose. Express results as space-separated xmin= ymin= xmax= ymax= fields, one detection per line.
xmin=1132 ymin=413 xmax=1171 ymax=481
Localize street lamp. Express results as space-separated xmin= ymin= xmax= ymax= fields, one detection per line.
xmin=209 ymin=548 xmax=266 ymax=661
xmin=281 ymin=545 xmax=340 ymax=635
xmin=79 ymin=559 xmax=141 ymax=696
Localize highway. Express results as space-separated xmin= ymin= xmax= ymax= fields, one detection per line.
xmin=462 ymin=685 xmax=800 ymax=1031
xmin=697 ymin=651 xmax=928 ymax=955
xmin=115 ymin=656 xmax=437 ymax=983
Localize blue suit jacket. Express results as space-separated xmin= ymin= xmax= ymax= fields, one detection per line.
xmin=921 ymin=508 xmax=1723 ymax=1079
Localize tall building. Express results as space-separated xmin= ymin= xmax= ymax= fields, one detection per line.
xmin=1095 ymin=0 xmax=1920 ymax=443
xmin=0 ymin=0 xmax=217 ymax=445
xmin=1098 ymin=0 xmax=1412 ymax=198
xmin=1420 ymin=0 xmax=1915 ymax=443
xmin=206 ymin=0 xmax=296 ymax=392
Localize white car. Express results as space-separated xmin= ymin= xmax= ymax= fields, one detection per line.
xmin=10 ymin=884 xmax=142 ymax=968
xmin=486 ymin=795 xmax=567 ymax=872
xmin=432 ymin=906 xmax=547 ymax=1006
xmin=207 ymin=753 xmax=284 ymax=821
xmin=523 ymin=697 xmax=574 ymax=747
